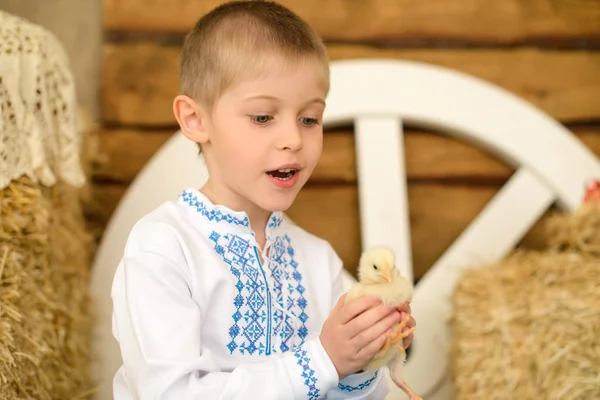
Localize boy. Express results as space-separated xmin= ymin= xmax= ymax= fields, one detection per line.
xmin=111 ymin=1 xmax=416 ymax=399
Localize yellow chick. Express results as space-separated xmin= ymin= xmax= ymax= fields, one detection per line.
xmin=345 ymin=245 xmax=422 ymax=400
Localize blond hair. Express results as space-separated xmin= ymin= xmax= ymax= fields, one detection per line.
xmin=179 ymin=0 xmax=330 ymax=110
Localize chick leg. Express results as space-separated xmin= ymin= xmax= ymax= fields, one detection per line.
xmin=372 ymin=334 xmax=393 ymax=359
xmin=389 ymin=314 xmax=416 ymax=344
xmin=374 ymin=314 xmax=414 ymax=360
xmin=390 ymin=359 xmax=423 ymax=400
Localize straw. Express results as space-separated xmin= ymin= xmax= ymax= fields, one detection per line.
xmin=0 ymin=116 xmax=98 ymax=399
xmin=450 ymin=203 xmax=600 ymax=400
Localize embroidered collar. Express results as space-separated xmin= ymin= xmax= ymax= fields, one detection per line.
xmin=178 ymin=188 xmax=284 ymax=238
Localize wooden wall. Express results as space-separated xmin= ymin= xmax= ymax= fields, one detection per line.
xmin=93 ymin=0 xmax=600 ymax=279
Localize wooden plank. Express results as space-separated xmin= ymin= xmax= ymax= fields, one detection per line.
xmin=95 ymin=127 xmax=600 ymax=184
xmin=101 ymin=43 xmax=600 ymax=126
xmin=104 ymin=0 xmax=600 ymax=44
xmin=87 ymin=181 xmax=551 ymax=280
xmin=95 ymin=129 xmax=178 ymax=182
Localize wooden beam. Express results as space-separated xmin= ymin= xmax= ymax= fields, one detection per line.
xmin=101 ymin=43 xmax=600 ymax=126
xmin=103 ymin=0 xmax=600 ymax=44
xmin=95 ymin=127 xmax=600 ymax=185
xmin=87 ymin=181 xmax=552 ymax=279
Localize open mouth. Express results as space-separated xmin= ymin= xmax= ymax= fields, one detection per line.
xmin=267 ymin=168 xmax=297 ymax=181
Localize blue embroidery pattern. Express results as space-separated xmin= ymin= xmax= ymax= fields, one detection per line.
xmin=337 ymin=371 xmax=379 ymax=392
xmin=293 ymin=348 xmax=320 ymax=400
xmin=209 ymin=230 xmax=308 ymax=356
xmin=181 ymin=190 xmax=249 ymax=227
xmin=210 ymin=231 xmax=267 ymax=355
xmin=268 ymin=214 xmax=283 ymax=228
xmin=269 ymin=236 xmax=308 ymax=352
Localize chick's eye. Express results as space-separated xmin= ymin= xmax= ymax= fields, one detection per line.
xmin=373 ymin=264 xmax=378 ymax=270
xmin=299 ymin=117 xmax=319 ymax=127
xmin=250 ymin=115 xmax=273 ymax=124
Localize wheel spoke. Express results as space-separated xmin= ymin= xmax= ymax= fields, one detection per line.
xmin=404 ymin=168 xmax=556 ymax=396
xmin=354 ymin=116 xmax=413 ymax=283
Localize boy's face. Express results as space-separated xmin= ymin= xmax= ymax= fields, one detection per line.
xmin=202 ymin=58 xmax=327 ymax=214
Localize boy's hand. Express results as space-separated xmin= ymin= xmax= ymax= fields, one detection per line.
xmin=319 ymin=295 xmax=400 ymax=380
xmin=396 ymin=302 xmax=416 ymax=349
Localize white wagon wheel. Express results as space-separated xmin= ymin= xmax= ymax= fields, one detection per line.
xmin=329 ymin=59 xmax=600 ymax=399
xmin=89 ymin=59 xmax=600 ymax=400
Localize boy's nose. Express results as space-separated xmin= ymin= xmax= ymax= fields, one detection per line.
xmin=277 ymin=123 xmax=302 ymax=151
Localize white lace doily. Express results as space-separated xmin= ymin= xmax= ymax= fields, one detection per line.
xmin=0 ymin=10 xmax=86 ymax=190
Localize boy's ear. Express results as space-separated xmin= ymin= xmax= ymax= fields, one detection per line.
xmin=173 ymin=95 xmax=210 ymax=144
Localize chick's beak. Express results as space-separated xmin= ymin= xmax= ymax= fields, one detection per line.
xmin=382 ymin=264 xmax=392 ymax=283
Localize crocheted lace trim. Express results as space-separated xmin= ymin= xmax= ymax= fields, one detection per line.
xmin=0 ymin=11 xmax=86 ymax=190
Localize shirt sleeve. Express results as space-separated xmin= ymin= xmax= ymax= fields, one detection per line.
xmin=111 ymin=221 xmax=340 ymax=400
xmin=322 ymin=243 xmax=390 ymax=399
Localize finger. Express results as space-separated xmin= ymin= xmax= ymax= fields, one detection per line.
xmin=403 ymin=317 xmax=416 ymax=348
xmin=329 ymin=294 xmax=349 ymax=324
xmin=401 ymin=315 xmax=415 ymax=331
xmin=340 ymin=296 xmax=381 ymax=324
xmin=396 ymin=302 xmax=411 ymax=314
xmin=356 ymin=329 xmax=389 ymax=360
xmin=399 ymin=311 xmax=407 ymax=322
xmin=352 ymin=309 xmax=400 ymax=346
xmin=347 ymin=303 xmax=398 ymax=339
xmin=403 ymin=335 xmax=414 ymax=349
xmin=334 ymin=294 xmax=347 ymax=310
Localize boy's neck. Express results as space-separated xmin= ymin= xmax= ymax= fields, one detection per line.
xmin=200 ymin=182 xmax=270 ymax=248
xmin=246 ymin=209 xmax=269 ymax=249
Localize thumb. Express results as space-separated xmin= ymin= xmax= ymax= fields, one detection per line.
xmin=334 ymin=293 xmax=347 ymax=310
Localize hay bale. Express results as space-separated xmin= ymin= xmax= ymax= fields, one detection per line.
xmin=0 ymin=10 xmax=98 ymax=399
xmin=0 ymin=177 xmax=96 ymax=399
xmin=545 ymin=202 xmax=600 ymax=256
xmin=450 ymin=205 xmax=600 ymax=400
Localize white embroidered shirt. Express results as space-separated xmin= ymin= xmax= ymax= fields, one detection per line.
xmin=111 ymin=188 xmax=388 ymax=399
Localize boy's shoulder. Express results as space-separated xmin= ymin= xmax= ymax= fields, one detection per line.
xmin=123 ymin=199 xmax=193 ymax=250
xmin=136 ymin=198 xmax=187 ymax=227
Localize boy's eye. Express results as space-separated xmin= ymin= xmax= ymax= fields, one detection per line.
xmin=299 ymin=117 xmax=319 ymax=127
xmin=250 ymin=115 xmax=273 ymax=124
